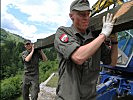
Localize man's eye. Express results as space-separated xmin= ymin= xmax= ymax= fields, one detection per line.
xmin=78 ymin=13 xmax=84 ymax=16
xmin=80 ymin=13 xmax=84 ymax=16
xmin=79 ymin=13 xmax=89 ymax=17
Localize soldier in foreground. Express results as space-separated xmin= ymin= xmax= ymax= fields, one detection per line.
xmin=54 ymin=0 xmax=118 ymax=100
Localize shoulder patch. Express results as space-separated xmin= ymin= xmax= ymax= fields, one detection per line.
xmin=59 ymin=33 xmax=69 ymax=43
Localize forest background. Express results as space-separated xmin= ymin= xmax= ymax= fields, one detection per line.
xmin=1 ymin=28 xmax=58 ymax=100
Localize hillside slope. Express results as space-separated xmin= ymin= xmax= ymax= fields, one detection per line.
xmin=1 ymin=28 xmax=25 ymax=44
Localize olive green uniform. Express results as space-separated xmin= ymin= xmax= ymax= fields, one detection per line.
xmin=22 ymin=50 xmax=42 ymax=100
xmin=54 ymin=25 xmax=111 ymax=100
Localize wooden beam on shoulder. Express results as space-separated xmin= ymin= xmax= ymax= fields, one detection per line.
xmin=34 ymin=1 xmax=133 ymax=49
xmin=34 ymin=34 xmax=55 ymax=49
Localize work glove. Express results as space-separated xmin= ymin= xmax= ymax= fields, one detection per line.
xmin=101 ymin=13 xmax=115 ymax=38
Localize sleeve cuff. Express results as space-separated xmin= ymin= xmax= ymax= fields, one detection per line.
xmin=64 ymin=42 xmax=80 ymax=59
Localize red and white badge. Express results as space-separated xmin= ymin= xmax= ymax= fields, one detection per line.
xmin=59 ymin=33 xmax=69 ymax=43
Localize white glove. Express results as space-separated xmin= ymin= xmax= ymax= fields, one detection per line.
xmin=101 ymin=13 xmax=115 ymax=38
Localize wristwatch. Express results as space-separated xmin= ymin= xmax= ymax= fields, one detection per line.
xmin=111 ymin=41 xmax=118 ymax=45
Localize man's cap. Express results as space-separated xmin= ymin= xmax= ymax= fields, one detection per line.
xmin=70 ymin=0 xmax=91 ymax=12
xmin=24 ymin=40 xmax=31 ymax=45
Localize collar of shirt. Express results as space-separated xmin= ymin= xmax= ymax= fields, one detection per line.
xmin=71 ymin=24 xmax=94 ymax=40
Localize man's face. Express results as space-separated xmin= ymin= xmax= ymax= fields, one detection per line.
xmin=25 ymin=43 xmax=32 ymax=50
xmin=70 ymin=10 xmax=90 ymax=33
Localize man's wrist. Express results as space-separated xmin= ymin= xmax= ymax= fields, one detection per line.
xmin=99 ymin=33 xmax=106 ymax=37
xmin=99 ymin=33 xmax=106 ymax=40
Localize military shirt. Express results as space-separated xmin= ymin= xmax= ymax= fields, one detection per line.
xmin=54 ymin=25 xmax=111 ymax=100
xmin=22 ymin=50 xmax=42 ymax=76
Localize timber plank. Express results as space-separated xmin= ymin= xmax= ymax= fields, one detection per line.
xmin=34 ymin=1 xmax=133 ymax=49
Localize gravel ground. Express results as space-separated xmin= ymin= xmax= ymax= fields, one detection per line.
xmin=38 ymin=86 xmax=56 ymax=100
xmin=38 ymin=80 xmax=57 ymax=100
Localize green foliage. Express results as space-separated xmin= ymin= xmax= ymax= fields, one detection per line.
xmin=0 ymin=28 xmax=25 ymax=80
xmin=44 ymin=47 xmax=57 ymax=61
xmin=0 ymin=59 xmax=58 ymax=100
xmin=1 ymin=75 xmax=22 ymax=100
xmin=38 ymin=48 xmax=58 ymax=83
xmin=15 ymin=96 xmax=23 ymax=100
xmin=0 ymin=28 xmax=59 ymax=99
xmin=0 ymin=40 xmax=25 ymax=80
xmin=46 ymin=74 xmax=58 ymax=87
xmin=1 ymin=28 xmax=25 ymax=44
xmin=39 ymin=60 xmax=58 ymax=83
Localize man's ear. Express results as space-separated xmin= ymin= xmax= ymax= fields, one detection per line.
xmin=24 ymin=45 xmax=26 ymax=48
xmin=69 ymin=13 xmax=74 ymax=21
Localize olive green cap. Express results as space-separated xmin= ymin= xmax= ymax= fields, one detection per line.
xmin=70 ymin=0 xmax=91 ymax=12
xmin=24 ymin=40 xmax=31 ymax=45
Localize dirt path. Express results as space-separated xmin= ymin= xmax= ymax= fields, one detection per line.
xmin=38 ymin=73 xmax=57 ymax=100
xmin=38 ymin=85 xmax=56 ymax=100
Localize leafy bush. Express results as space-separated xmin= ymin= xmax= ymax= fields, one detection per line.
xmin=0 ymin=60 xmax=58 ymax=100
xmin=46 ymin=74 xmax=58 ymax=87
xmin=1 ymin=75 xmax=22 ymax=100
xmin=39 ymin=60 xmax=58 ymax=83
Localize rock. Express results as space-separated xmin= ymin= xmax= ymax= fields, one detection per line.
xmin=38 ymin=85 xmax=56 ymax=100
xmin=38 ymin=73 xmax=57 ymax=100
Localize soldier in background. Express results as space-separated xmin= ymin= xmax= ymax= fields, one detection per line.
xmin=22 ymin=40 xmax=47 ymax=100
xmin=54 ymin=0 xmax=118 ymax=100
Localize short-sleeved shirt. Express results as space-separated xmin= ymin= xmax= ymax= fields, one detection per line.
xmin=54 ymin=25 xmax=111 ymax=100
xmin=22 ymin=50 xmax=42 ymax=76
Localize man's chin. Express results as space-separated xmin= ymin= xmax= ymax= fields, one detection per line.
xmin=82 ymin=26 xmax=88 ymax=30
xmin=28 ymin=48 xmax=32 ymax=51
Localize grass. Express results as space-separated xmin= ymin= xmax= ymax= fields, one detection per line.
xmin=46 ymin=74 xmax=59 ymax=87
xmin=15 ymin=95 xmax=23 ymax=100
xmin=15 ymin=73 xmax=59 ymax=100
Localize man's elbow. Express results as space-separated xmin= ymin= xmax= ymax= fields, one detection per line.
xmin=71 ymin=55 xmax=84 ymax=65
xmin=25 ymin=58 xmax=30 ymax=62
xmin=110 ymin=57 xmax=118 ymax=67
xmin=110 ymin=61 xmax=117 ymax=67
xmin=43 ymin=58 xmax=47 ymax=62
